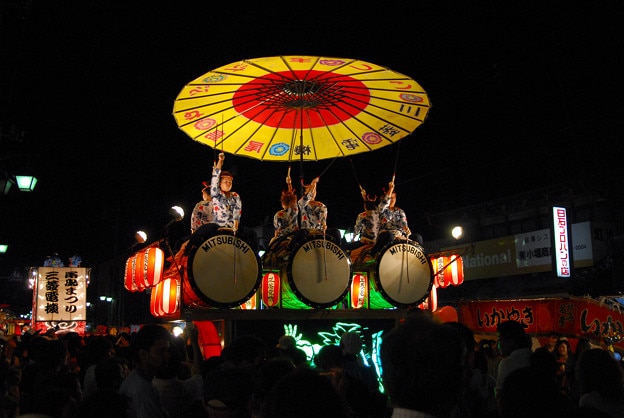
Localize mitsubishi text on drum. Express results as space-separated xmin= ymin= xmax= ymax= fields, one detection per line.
xmin=301 ymin=240 xmax=345 ymax=260
xmin=200 ymin=235 xmax=251 ymax=254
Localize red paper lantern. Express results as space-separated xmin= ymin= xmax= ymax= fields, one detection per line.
xmin=418 ymin=284 xmax=438 ymax=312
xmin=431 ymin=254 xmax=464 ymax=288
xmin=150 ymin=278 xmax=179 ymax=317
xmin=195 ymin=320 xmax=223 ymax=359
xmin=124 ymin=246 xmax=165 ymax=292
xmin=261 ymin=272 xmax=280 ymax=307
xmin=124 ymin=256 xmax=138 ymax=292
xmin=350 ymin=273 xmax=368 ymax=309
xmin=240 ymin=293 xmax=257 ymax=310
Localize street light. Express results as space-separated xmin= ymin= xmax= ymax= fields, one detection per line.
xmin=15 ymin=174 xmax=37 ymax=192
xmin=165 ymin=206 xmax=184 ymax=228
xmin=0 ymin=244 xmax=7 ymax=253
xmin=451 ymin=225 xmax=464 ymax=240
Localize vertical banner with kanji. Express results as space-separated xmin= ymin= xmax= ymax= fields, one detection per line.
xmin=34 ymin=267 xmax=88 ymax=323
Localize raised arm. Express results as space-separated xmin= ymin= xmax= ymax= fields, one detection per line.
xmin=379 ymin=181 xmax=395 ymax=211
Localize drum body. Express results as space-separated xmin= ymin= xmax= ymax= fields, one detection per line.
xmin=186 ymin=233 xmax=261 ymax=309
xmin=352 ymin=240 xmax=433 ymax=308
xmin=286 ymin=235 xmax=352 ymax=308
xmin=261 ymin=234 xmax=352 ymax=309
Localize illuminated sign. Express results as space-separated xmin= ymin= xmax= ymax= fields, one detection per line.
xmin=35 ymin=267 xmax=88 ymax=322
xmin=552 ymin=206 xmax=571 ymax=278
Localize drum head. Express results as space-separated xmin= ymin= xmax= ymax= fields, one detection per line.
xmin=375 ymin=241 xmax=433 ymax=307
xmin=287 ymin=236 xmax=352 ymax=308
xmin=188 ymin=234 xmax=261 ymax=308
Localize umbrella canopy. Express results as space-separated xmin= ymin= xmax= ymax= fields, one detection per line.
xmin=173 ymin=55 xmax=431 ymax=162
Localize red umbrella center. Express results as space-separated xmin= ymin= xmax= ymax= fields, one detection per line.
xmin=232 ymin=70 xmax=370 ymax=129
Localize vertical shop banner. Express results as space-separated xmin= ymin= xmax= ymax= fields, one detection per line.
xmin=552 ymin=206 xmax=571 ymax=277
xmin=35 ymin=267 xmax=87 ymax=322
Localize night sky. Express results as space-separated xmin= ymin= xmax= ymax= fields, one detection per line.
xmin=1 ymin=1 xmax=622 ymax=284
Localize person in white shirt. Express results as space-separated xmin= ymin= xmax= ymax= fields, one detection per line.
xmin=494 ymin=320 xmax=533 ymax=400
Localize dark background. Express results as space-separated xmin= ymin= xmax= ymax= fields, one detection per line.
xmin=1 ymin=2 xmax=622 ymax=294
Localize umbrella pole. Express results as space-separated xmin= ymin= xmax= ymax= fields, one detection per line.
xmin=298 ymin=107 xmax=305 ymax=226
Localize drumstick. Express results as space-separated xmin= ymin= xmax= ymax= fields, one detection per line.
xmin=323 ymin=231 xmax=328 ymax=281
xmin=405 ymin=240 xmax=410 ymax=284
xmin=400 ymin=239 xmax=409 ymax=285
xmin=232 ymin=229 xmax=237 ymax=284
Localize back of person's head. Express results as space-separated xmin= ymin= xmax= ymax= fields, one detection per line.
xmin=76 ymin=388 xmax=130 ymax=418
xmin=129 ymin=324 xmax=170 ymax=362
xmin=223 ymin=334 xmax=267 ymax=368
xmin=498 ymin=366 xmax=561 ymax=418
xmin=497 ymin=320 xmax=532 ymax=355
xmin=530 ymin=349 xmax=559 ymax=378
xmin=153 ymin=335 xmax=186 ymax=380
xmin=575 ymin=337 xmax=593 ymax=354
xmin=259 ymin=357 xmax=296 ymax=394
xmin=87 ymin=335 xmax=114 ymax=365
xmin=61 ymin=331 xmax=84 ymax=356
xmin=473 ymin=349 xmax=489 ymax=374
xmin=280 ymin=190 xmax=297 ymax=207
xmin=276 ymin=335 xmax=296 ymax=351
xmin=204 ymin=364 xmax=256 ymax=418
xmin=262 ymin=367 xmax=350 ymax=418
xmin=445 ymin=321 xmax=476 ymax=352
xmin=363 ymin=197 xmax=377 ymax=211
xmin=478 ymin=338 xmax=497 ymax=357
xmin=95 ymin=355 xmax=128 ymax=391
xmin=339 ymin=332 xmax=362 ymax=357
xmin=37 ymin=338 xmax=69 ymax=369
xmin=25 ymin=334 xmax=48 ymax=363
xmin=380 ymin=310 xmax=464 ymax=416
xmin=577 ymin=348 xmax=624 ymax=399
xmin=315 ymin=345 xmax=345 ymax=371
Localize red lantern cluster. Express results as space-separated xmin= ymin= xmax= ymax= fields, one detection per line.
xmin=431 ymin=254 xmax=464 ymax=288
xmin=124 ymin=246 xmax=165 ymax=292
xmin=150 ymin=278 xmax=179 ymax=317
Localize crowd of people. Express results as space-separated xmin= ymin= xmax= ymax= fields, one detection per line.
xmin=2 ymin=315 xmax=623 ymax=418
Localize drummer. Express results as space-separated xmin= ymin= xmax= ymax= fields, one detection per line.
xmin=190 ymin=182 xmax=212 ymax=234
xmin=188 ymin=152 xmax=259 ymax=254
xmin=268 ymin=173 xmax=299 ymax=248
xmin=370 ymin=180 xmax=412 ymax=255
xmin=292 ymin=177 xmax=342 ymax=246
xmin=347 ymin=188 xmax=379 ymax=252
